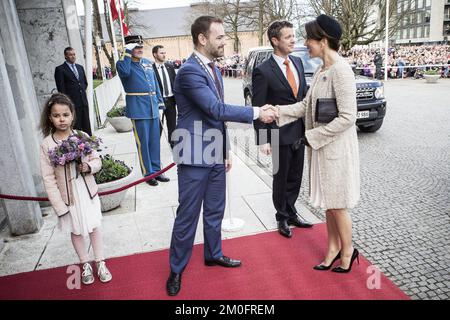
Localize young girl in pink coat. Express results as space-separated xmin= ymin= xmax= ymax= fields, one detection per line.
xmin=39 ymin=93 xmax=112 ymax=285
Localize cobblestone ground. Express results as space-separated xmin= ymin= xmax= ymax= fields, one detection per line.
xmin=223 ymin=77 xmax=450 ymax=300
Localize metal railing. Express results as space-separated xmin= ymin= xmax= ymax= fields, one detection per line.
xmin=355 ymin=64 xmax=450 ymax=79
xmin=220 ymin=68 xmax=244 ymax=78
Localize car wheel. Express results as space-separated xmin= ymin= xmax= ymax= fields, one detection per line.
xmin=358 ymin=119 xmax=383 ymax=132
xmin=245 ymin=92 xmax=252 ymax=106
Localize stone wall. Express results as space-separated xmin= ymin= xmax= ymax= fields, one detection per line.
xmin=16 ymin=0 xmax=71 ymax=107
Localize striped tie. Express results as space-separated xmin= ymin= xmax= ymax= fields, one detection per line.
xmin=71 ymin=64 xmax=79 ymax=80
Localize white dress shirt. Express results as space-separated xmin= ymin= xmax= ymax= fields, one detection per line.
xmin=272 ymin=53 xmax=300 ymax=88
xmin=155 ymin=62 xmax=174 ymax=97
xmin=193 ymin=50 xmax=259 ymax=120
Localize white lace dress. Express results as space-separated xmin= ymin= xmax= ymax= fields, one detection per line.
xmin=309 ymin=150 xmax=326 ymax=208
xmin=58 ymin=161 xmax=102 ymax=236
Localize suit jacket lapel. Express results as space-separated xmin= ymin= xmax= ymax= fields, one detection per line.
xmin=76 ymin=64 xmax=85 ymax=83
xmin=213 ymin=65 xmax=224 ymax=102
xmin=153 ymin=64 xmax=163 ymax=91
xmin=269 ymin=56 xmax=295 ymax=98
xmin=165 ymin=63 xmax=176 ymax=86
xmin=289 ymin=55 xmax=304 ymax=101
xmin=191 ymin=54 xmax=221 ymax=101
xmin=63 ymin=63 xmax=77 ymax=81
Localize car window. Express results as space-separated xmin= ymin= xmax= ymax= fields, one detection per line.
xmin=244 ymin=52 xmax=255 ymax=70
xmin=255 ymin=51 xmax=268 ymax=68
xmin=291 ymin=50 xmax=322 ymax=75
xmin=246 ymin=52 xmax=257 ymax=75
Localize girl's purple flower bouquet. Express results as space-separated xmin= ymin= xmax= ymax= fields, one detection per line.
xmin=48 ymin=130 xmax=102 ymax=167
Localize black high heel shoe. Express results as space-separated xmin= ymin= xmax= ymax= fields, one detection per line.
xmin=313 ymin=251 xmax=341 ymax=271
xmin=331 ymin=248 xmax=359 ymax=273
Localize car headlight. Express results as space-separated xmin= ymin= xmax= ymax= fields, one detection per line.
xmin=374 ymin=86 xmax=384 ymax=99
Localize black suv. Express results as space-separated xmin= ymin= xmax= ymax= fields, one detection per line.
xmin=243 ymin=46 xmax=387 ymax=132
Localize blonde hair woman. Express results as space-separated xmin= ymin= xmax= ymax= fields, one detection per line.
xmin=276 ymin=15 xmax=360 ymax=273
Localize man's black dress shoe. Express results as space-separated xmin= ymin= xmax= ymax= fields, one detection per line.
xmin=205 ymin=256 xmax=241 ymax=267
xmin=156 ymin=174 xmax=170 ymax=182
xmin=288 ymin=216 xmax=313 ymax=228
xmin=277 ymin=220 xmax=292 ymax=238
xmin=166 ymin=272 xmax=182 ymax=296
xmin=147 ymin=178 xmax=158 ymax=186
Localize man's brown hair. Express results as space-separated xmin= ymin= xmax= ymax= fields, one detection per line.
xmin=191 ymin=16 xmax=223 ymax=47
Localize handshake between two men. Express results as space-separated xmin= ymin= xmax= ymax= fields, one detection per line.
xmin=258 ymin=105 xmax=279 ymax=123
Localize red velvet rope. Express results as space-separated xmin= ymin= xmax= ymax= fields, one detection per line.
xmin=0 ymin=162 xmax=176 ymax=201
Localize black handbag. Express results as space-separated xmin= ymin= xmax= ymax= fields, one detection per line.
xmin=315 ymin=98 xmax=338 ymax=123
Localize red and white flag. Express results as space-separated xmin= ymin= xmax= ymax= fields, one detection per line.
xmin=110 ymin=0 xmax=119 ymax=21
xmin=110 ymin=0 xmax=129 ymax=35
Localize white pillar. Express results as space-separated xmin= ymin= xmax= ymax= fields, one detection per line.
xmin=0 ymin=44 xmax=43 ymax=236
xmin=62 ymin=0 xmax=85 ymax=67
xmin=84 ymin=0 xmax=95 ymax=131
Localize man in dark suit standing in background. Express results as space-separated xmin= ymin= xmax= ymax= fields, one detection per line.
xmin=54 ymin=47 xmax=92 ymax=135
xmin=152 ymin=45 xmax=177 ymax=149
xmin=252 ymin=21 xmax=313 ymax=239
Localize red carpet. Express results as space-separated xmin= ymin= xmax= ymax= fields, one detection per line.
xmin=0 ymin=223 xmax=409 ymax=300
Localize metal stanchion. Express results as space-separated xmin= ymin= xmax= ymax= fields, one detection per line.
xmin=222 ymin=170 xmax=245 ymax=232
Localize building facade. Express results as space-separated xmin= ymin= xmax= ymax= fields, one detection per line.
xmin=94 ymin=5 xmax=269 ymax=69
xmin=395 ymin=0 xmax=450 ymax=44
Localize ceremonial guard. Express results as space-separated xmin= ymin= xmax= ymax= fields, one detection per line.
xmin=116 ymin=35 xmax=170 ymax=185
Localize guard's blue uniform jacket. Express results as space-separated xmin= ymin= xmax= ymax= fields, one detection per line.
xmin=116 ymin=49 xmax=164 ymax=119
xmin=116 ymin=49 xmax=164 ymax=177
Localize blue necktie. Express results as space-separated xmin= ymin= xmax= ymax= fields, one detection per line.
xmin=71 ymin=64 xmax=79 ymax=80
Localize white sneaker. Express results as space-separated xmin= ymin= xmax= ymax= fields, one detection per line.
xmin=96 ymin=261 xmax=112 ymax=283
xmin=81 ymin=262 xmax=94 ymax=285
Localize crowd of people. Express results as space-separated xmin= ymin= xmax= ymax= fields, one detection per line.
xmin=216 ymin=54 xmax=245 ymax=77
xmin=168 ymin=54 xmax=246 ymax=78
xmin=341 ymin=44 xmax=450 ymax=79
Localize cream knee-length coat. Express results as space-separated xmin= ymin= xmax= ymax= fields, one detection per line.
xmin=276 ymin=56 xmax=360 ymax=209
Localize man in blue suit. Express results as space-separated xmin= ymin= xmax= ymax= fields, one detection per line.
xmin=166 ymin=16 xmax=277 ymax=296
xmin=116 ymin=35 xmax=170 ymax=186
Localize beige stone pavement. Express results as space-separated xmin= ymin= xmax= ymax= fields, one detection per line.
xmin=0 ymin=123 xmax=321 ymax=277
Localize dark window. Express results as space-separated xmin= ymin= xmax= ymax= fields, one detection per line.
xmin=291 ymin=50 xmax=322 ymax=75
xmin=246 ymin=52 xmax=257 ymax=75
xmin=255 ymin=51 xmax=268 ymax=67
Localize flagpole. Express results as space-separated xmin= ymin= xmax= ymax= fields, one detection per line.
xmin=84 ymin=0 xmax=94 ymax=131
xmin=116 ymin=0 xmax=125 ymax=47
xmin=384 ymin=0 xmax=389 ymax=81
xmin=107 ymin=0 xmax=119 ymax=64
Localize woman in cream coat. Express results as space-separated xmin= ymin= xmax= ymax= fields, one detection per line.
xmin=276 ymin=15 xmax=360 ymax=273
